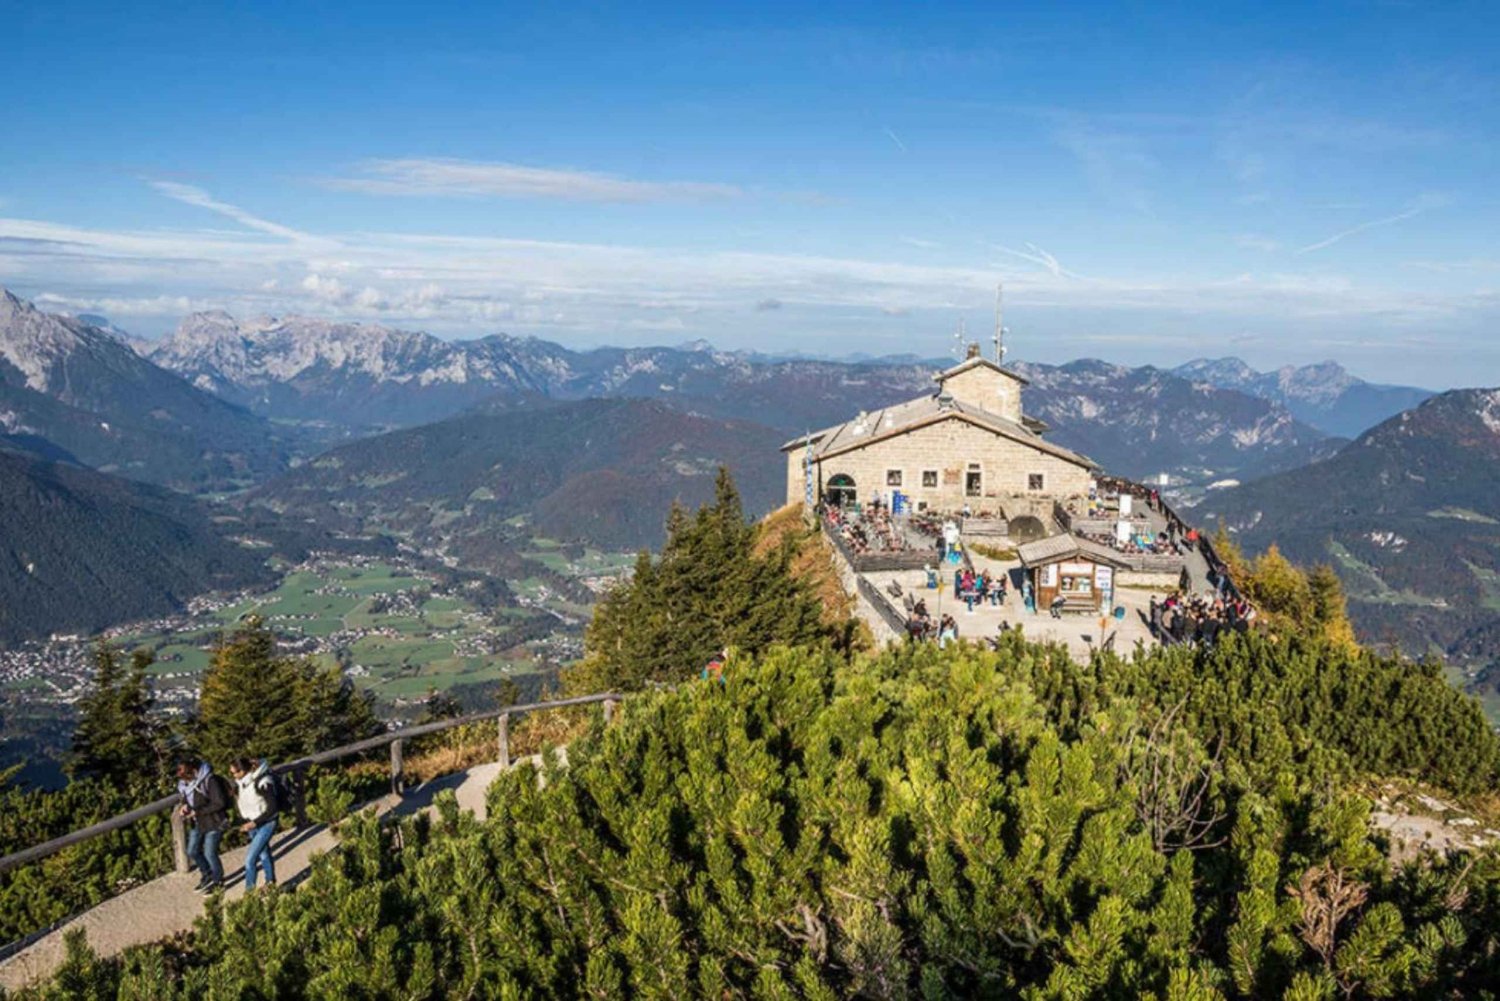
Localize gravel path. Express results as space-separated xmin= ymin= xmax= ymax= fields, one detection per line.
xmin=0 ymin=758 xmax=519 ymax=991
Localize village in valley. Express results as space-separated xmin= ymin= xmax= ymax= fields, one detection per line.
xmin=0 ymin=543 xmax=633 ymax=749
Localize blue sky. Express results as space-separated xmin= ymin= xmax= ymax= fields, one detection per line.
xmin=1 ymin=1 xmax=1497 ymax=387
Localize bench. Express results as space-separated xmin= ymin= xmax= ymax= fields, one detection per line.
xmin=1049 ymin=596 xmax=1098 ymax=617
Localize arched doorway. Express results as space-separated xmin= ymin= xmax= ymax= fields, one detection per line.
xmin=1008 ymin=515 xmax=1048 ymax=543
xmin=825 ymin=473 xmax=857 ymax=509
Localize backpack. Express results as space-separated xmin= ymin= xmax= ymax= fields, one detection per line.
xmin=257 ymin=771 xmax=294 ymax=815
xmin=208 ymin=773 xmax=234 ymax=810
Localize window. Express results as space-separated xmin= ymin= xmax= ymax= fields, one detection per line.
xmin=921 ymin=470 xmax=938 ymax=488
xmin=965 ymin=470 xmax=982 ymax=497
xmin=1028 ymin=473 xmax=1045 ymax=491
xmin=886 ymin=469 xmax=903 ymax=487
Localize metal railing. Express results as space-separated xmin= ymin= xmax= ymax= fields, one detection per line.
xmin=0 ymin=692 xmax=620 ymax=878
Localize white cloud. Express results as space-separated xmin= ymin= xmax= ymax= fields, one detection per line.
xmin=300 ymin=272 xmax=350 ymax=303
xmin=324 ymin=158 xmax=743 ymax=203
xmin=3 ymin=188 xmax=1496 ymax=380
xmin=149 ymin=181 xmax=315 ymax=242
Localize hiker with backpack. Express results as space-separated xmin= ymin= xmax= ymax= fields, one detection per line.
xmin=229 ymin=757 xmax=283 ymax=890
xmin=175 ymin=758 xmax=230 ymax=893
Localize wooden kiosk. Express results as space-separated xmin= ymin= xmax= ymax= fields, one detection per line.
xmin=1016 ymin=533 xmax=1130 ymax=616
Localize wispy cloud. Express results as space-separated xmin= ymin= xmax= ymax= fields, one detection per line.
xmin=882 ymin=127 xmax=907 ymax=152
xmin=1049 ymin=120 xmax=1156 ymax=212
xmin=325 ymin=158 xmax=744 ymax=203
xmin=900 ymin=236 xmax=941 ymax=250
xmin=4 ymin=206 xmax=1495 ymax=379
xmin=986 ymin=241 xmax=1084 ymax=280
xmin=1294 ymin=196 xmax=1446 ymax=255
xmin=149 ymin=181 xmax=313 ymax=242
xmin=1403 ymin=258 xmax=1500 ymax=273
xmin=1235 ymin=234 xmax=1281 ymax=253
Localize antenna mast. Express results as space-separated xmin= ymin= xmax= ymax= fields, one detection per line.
xmin=993 ymin=282 xmax=1007 ymax=363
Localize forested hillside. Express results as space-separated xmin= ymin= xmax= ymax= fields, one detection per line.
xmin=0 ymin=451 xmax=276 ymax=644
xmin=251 ymin=398 xmax=785 ymax=552
xmin=1199 ymin=388 xmax=1500 ymax=673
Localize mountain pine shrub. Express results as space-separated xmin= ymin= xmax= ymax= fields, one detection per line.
xmin=22 ymin=633 xmax=1500 ymax=999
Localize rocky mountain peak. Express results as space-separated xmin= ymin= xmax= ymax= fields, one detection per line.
xmin=1175 ymin=356 xmax=1257 ymax=387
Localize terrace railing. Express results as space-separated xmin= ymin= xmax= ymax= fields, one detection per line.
xmin=0 ymin=692 xmax=620 ymax=879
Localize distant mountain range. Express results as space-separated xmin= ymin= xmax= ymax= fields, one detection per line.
xmin=1197 ymin=387 xmax=1500 ymax=672
xmin=0 ymin=290 xmax=288 ymax=491
xmin=1173 ymin=357 xmax=1432 ymax=438
xmin=138 ymin=305 xmax=1360 ymax=488
xmin=250 ymin=397 xmax=785 ymax=554
xmin=0 ymin=450 xmax=277 ymax=644
xmin=1013 ymin=359 xmax=1340 ymax=484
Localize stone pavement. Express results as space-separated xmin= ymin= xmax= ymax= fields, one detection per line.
xmin=0 ymin=755 xmax=535 ymax=991
xmin=862 ymin=547 xmax=1162 ymax=662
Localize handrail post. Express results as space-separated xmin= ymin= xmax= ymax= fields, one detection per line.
xmin=603 ymin=698 xmax=618 ymax=724
xmin=390 ymin=738 xmax=405 ymax=796
xmin=169 ymin=808 xmax=190 ymax=874
xmin=497 ymin=712 xmax=511 ymax=769
xmin=292 ymin=766 xmax=310 ymax=829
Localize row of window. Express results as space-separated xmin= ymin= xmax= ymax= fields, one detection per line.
xmin=883 ymin=467 xmax=1046 ymax=494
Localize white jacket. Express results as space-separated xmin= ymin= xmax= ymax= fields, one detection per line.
xmin=235 ymin=761 xmax=276 ymax=826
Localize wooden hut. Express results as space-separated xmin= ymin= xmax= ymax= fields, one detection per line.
xmin=1016 ymin=533 xmax=1130 ymax=616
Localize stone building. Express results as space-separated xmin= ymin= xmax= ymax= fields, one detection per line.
xmin=781 ymin=345 xmax=1094 ymax=517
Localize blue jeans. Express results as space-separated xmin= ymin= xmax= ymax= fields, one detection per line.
xmin=186 ymin=826 xmax=223 ymax=883
xmin=243 ymin=820 xmax=277 ymax=889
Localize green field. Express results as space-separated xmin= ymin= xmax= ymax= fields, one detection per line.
xmin=119 ymin=560 xmax=566 ymax=706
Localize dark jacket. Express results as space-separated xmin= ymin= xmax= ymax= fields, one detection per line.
xmin=181 ymin=769 xmax=232 ymax=833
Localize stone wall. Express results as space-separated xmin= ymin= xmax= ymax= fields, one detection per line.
xmin=809 ymin=416 xmax=1091 ymax=512
xmin=940 ymin=366 xmax=1023 ymax=422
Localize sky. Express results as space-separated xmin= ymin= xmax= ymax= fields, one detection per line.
xmin=1 ymin=1 xmax=1497 ymax=388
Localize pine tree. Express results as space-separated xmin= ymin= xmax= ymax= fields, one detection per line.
xmin=565 ymin=467 xmax=837 ymax=693
xmin=194 ymin=617 xmax=379 ymax=765
xmin=68 ymin=643 xmax=164 ymax=787
xmin=1308 ymin=564 xmax=1359 ymax=652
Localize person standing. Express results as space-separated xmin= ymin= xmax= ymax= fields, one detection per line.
xmin=230 ymin=758 xmax=279 ymax=891
xmin=175 ymin=758 xmax=230 ymax=893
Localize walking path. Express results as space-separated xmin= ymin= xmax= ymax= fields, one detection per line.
xmin=0 ymin=754 xmax=545 ymax=992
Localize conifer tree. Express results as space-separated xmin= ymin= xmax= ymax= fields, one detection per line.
xmin=68 ymin=643 xmax=164 ymax=787
xmin=194 ymin=616 xmax=379 ymax=765
xmin=1308 ymin=564 xmax=1359 ymax=652
xmin=566 ymin=467 xmax=836 ymax=693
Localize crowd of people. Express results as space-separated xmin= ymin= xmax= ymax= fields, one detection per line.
xmin=173 ymin=756 xmax=288 ymax=896
xmin=1076 ymin=525 xmax=1194 ymax=557
xmin=901 ymin=597 xmax=963 ymax=647
xmin=1148 ymin=591 xmax=1256 ymax=647
xmin=954 ymin=567 xmax=1008 ymax=611
xmin=824 ymin=502 xmax=912 ymax=555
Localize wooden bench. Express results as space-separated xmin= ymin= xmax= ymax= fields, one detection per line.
xmin=1050 ymin=596 xmax=1098 ymax=617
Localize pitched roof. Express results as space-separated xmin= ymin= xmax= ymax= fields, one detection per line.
xmin=1016 ymin=533 xmax=1131 ymax=568
xmin=781 ymin=391 xmax=1094 ymax=470
xmin=934 ymin=354 xmax=1030 ymax=386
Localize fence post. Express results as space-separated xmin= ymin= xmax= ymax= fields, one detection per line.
xmin=390 ymin=738 xmax=404 ymax=796
xmin=292 ymin=766 xmax=310 ymax=829
xmin=169 ymin=808 xmax=191 ymax=874
xmin=497 ymin=712 xmax=511 ymax=769
xmin=603 ymin=698 xmax=617 ymax=724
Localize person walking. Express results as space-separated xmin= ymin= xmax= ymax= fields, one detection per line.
xmin=230 ymin=757 xmax=279 ymax=891
xmin=175 ymin=758 xmax=230 ymax=893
